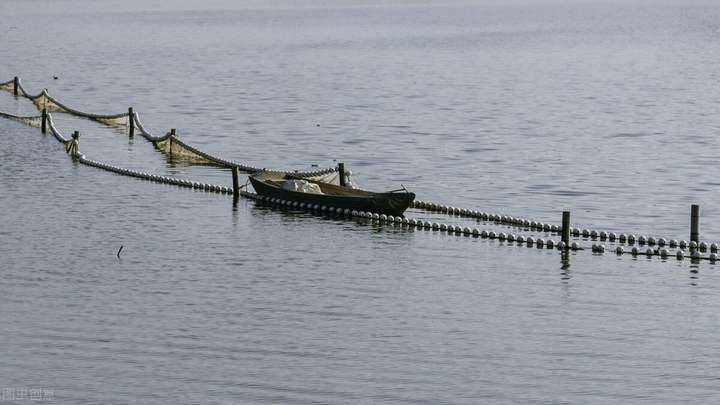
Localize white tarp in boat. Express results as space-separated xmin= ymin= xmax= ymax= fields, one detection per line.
xmin=282 ymin=180 xmax=323 ymax=195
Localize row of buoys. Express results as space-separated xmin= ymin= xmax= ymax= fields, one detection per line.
xmin=413 ymin=200 xmax=720 ymax=251
xmin=248 ymin=194 xmax=594 ymax=249
xmin=77 ymin=155 xmax=233 ymax=194
xmin=609 ymin=245 xmax=719 ymax=261
xmin=412 ymin=200 xmax=563 ymax=233
xmin=47 ymin=155 xmax=720 ymax=264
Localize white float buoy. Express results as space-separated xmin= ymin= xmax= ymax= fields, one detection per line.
xmin=638 ymin=235 xmax=647 ymax=245
xmin=546 ymin=239 xmax=555 ymax=249
xmin=619 ymin=234 xmax=627 ymax=242
xmin=599 ymin=231 xmax=608 ymax=240
xmin=423 ymin=221 xmax=432 ymax=228
xmin=526 ymin=237 xmax=534 ymax=246
xmin=507 ymin=234 xmax=516 ymax=242
xmin=680 ymin=240 xmax=688 ymax=249
xmin=631 ymin=247 xmax=639 ymax=256
xmin=432 ymin=222 xmax=440 ymax=230
xmin=572 ymin=227 xmax=580 ymax=236
xmin=590 ymin=230 xmax=599 ymax=239
xmin=557 ymin=241 xmax=566 ymax=250
xmin=660 ymin=248 xmax=669 ymax=258
xmin=628 ymin=234 xmax=636 ymax=244
xmin=691 ymin=250 xmax=701 ymax=259
xmin=571 ymin=242 xmax=580 ymax=251
xmin=699 ymin=241 xmax=708 ymax=251
xmin=481 ymin=230 xmax=489 ymax=238
xmin=689 ymin=241 xmax=698 ymax=250
xmin=489 ymin=231 xmax=497 ymax=239
xmin=616 ymin=246 xmax=624 ymax=255
xmin=710 ymin=253 xmax=718 ymax=262
xmin=379 ymin=214 xmax=387 ymax=221
xmin=657 ymin=238 xmax=666 ymax=246
xmin=517 ymin=235 xmax=526 ymax=243
xmin=676 ymin=250 xmax=684 ymax=260
xmin=609 ymin=232 xmax=617 ymax=241
xmin=463 ymin=227 xmax=471 ymax=235
xmin=498 ymin=232 xmax=507 ymax=240
xmin=669 ymin=239 xmax=678 ymax=247
xmin=582 ymin=229 xmax=590 ymax=237
xmin=472 ymin=228 xmax=480 ymax=236
xmin=648 ymin=237 xmax=656 ymax=245
xmin=645 ymin=248 xmax=653 ymax=257
xmin=536 ymin=238 xmax=544 ymax=247
xmin=712 ymin=243 xmax=719 ymax=252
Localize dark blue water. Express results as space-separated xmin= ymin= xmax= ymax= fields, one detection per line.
xmin=2 ymin=1 xmax=720 ymax=403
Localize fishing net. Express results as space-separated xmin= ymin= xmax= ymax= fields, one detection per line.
xmin=0 ymin=111 xmax=42 ymax=128
xmin=0 ymin=79 xmax=14 ymax=92
xmin=1 ymin=76 xmax=339 ymax=177
xmin=155 ymin=136 xmax=214 ymax=164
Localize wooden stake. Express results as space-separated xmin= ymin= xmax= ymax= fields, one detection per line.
xmin=691 ymin=204 xmax=700 ymax=245
xmin=561 ymin=211 xmax=570 ymax=246
xmin=128 ymin=107 xmax=134 ymax=137
xmin=232 ymin=167 xmax=240 ymax=199
xmin=338 ymin=162 xmax=346 ymax=187
xmin=169 ymin=128 xmax=176 ymax=156
xmin=41 ymin=108 xmax=47 ymax=134
xmin=13 ymin=76 xmax=18 ymax=96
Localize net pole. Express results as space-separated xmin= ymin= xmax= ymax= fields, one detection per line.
xmin=128 ymin=107 xmax=134 ymax=137
xmin=691 ymin=204 xmax=700 ymax=245
xmin=41 ymin=108 xmax=47 ymax=134
xmin=232 ymin=167 xmax=240 ymax=200
xmin=338 ymin=162 xmax=346 ymax=187
xmin=561 ymin=211 xmax=570 ymax=246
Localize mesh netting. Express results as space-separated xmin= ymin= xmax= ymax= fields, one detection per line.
xmin=0 ymin=111 xmax=42 ymax=128
xmin=155 ymin=136 xmax=214 ymax=163
xmin=0 ymin=79 xmax=14 ymax=92
xmin=2 ymin=76 xmax=338 ymax=177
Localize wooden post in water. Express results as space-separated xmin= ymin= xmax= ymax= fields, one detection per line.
xmin=232 ymin=167 xmax=240 ymax=200
xmin=561 ymin=211 xmax=571 ymax=246
xmin=128 ymin=107 xmax=134 ymax=138
xmin=691 ymin=204 xmax=700 ymax=245
xmin=41 ymin=108 xmax=47 ymax=134
xmin=338 ymin=162 xmax=346 ymax=187
xmin=169 ymin=128 xmax=176 ymax=156
xmin=13 ymin=76 xmax=18 ymax=96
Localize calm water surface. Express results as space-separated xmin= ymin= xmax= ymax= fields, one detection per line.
xmin=2 ymin=1 xmax=720 ymax=403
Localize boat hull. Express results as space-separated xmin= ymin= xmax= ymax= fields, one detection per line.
xmin=250 ymin=175 xmax=415 ymax=216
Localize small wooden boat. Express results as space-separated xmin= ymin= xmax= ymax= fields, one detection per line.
xmin=249 ymin=171 xmax=415 ymax=216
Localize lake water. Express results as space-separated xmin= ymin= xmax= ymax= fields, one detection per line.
xmin=2 ymin=0 xmax=720 ymax=403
